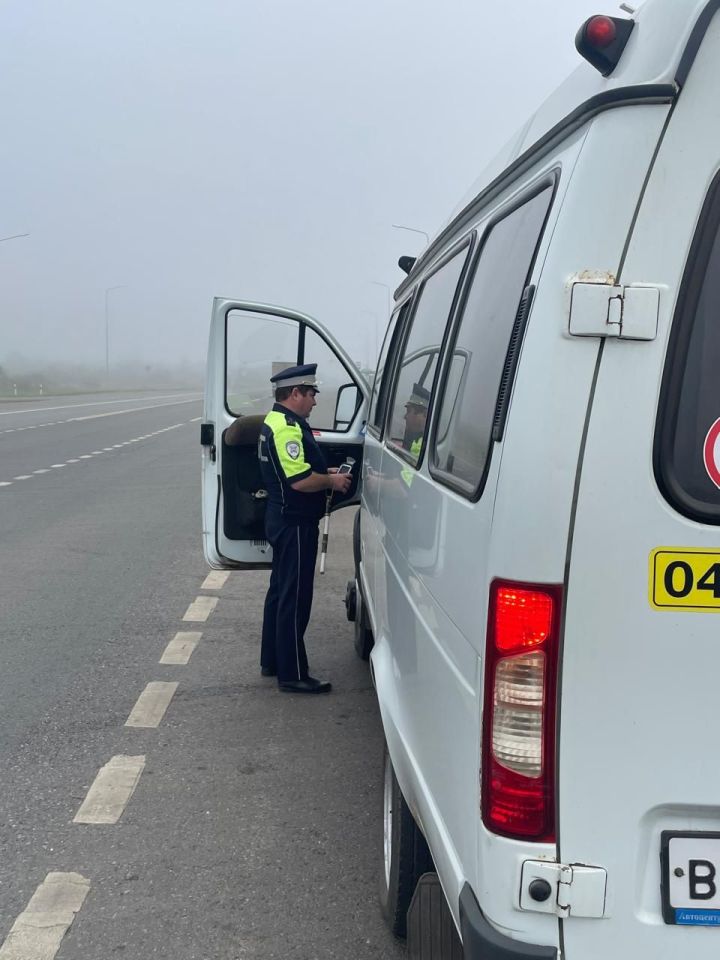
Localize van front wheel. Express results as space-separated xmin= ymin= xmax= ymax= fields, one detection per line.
xmin=379 ymin=747 xmax=433 ymax=939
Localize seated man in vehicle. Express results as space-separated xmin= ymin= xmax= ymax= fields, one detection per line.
xmin=402 ymin=383 xmax=430 ymax=460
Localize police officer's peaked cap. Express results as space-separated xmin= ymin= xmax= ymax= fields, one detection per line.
xmin=407 ymin=382 xmax=430 ymax=408
xmin=270 ymin=363 xmax=320 ymax=392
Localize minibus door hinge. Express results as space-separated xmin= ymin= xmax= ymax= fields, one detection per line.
xmin=520 ymin=860 xmax=607 ymax=919
xmin=568 ymin=278 xmax=660 ymax=340
xmin=200 ymin=422 xmax=216 ymax=462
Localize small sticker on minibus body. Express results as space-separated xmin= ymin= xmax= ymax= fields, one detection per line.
xmin=703 ymin=418 xmax=720 ymax=489
xmin=650 ymin=548 xmax=720 ymax=611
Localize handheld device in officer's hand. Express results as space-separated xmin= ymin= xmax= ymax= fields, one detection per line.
xmin=320 ymin=460 xmax=355 ymax=574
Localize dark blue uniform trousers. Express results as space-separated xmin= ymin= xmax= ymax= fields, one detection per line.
xmin=261 ymin=519 xmax=319 ymax=682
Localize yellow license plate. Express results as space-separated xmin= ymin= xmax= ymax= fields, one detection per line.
xmin=650 ymin=548 xmax=720 ymax=612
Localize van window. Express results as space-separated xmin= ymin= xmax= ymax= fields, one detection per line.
xmin=386 ymin=247 xmax=468 ymax=464
xmin=656 ymin=172 xmax=720 ymax=524
xmin=224 ymin=311 xmax=359 ymax=432
xmin=368 ymin=300 xmax=409 ymax=438
xmin=431 ymin=185 xmax=554 ymax=493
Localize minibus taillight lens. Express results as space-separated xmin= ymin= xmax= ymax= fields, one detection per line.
xmin=482 ymin=581 xmax=562 ymax=842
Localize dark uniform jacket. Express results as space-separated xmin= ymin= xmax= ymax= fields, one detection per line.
xmin=258 ymin=403 xmax=328 ymax=527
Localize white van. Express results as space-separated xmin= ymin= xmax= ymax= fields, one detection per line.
xmin=202 ymin=1 xmax=720 ymax=954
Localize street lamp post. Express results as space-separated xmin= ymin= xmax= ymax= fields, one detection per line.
xmin=370 ymin=281 xmax=393 ymax=362
xmin=105 ymin=285 xmax=126 ymax=377
xmin=0 ymin=233 xmax=30 ymax=244
xmin=391 ymin=223 xmax=430 ymax=244
xmin=371 ymin=280 xmax=392 ymax=315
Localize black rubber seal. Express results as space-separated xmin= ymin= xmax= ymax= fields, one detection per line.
xmin=676 ymin=0 xmax=720 ymax=87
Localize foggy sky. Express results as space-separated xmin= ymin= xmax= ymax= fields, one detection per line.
xmin=1 ymin=0 xmax=605 ymax=372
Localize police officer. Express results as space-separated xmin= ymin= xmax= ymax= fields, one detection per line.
xmin=258 ymin=363 xmax=351 ymax=694
xmin=403 ymin=382 xmax=430 ymax=459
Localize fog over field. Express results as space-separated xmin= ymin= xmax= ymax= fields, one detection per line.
xmin=1 ymin=0 xmax=603 ymax=389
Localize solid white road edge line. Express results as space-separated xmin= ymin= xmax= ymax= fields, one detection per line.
xmin=125 ymin=681 xmax=179 ymax=728
xmin=73 ymin=755 xmax=145 ymax=825
xmin=160 ymin=632 xmax=202 ymax=665
xmin=0 ymin=392 xmax=201 ymax=416
xmin=182 ymin=596 xmax=218 ymax=622
xmin=0 ymin=872 xmax=91 ymax=960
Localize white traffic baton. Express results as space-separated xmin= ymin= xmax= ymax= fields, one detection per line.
xmin=319 ymin=490 xmax=332 ymax=574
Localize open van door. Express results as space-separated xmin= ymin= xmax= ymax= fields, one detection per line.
xmin=201 ymin=299 xmax=369 ymax=570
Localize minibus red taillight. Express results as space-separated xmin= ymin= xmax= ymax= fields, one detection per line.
xmin=481 ymin=580 xmax=562 ymax=842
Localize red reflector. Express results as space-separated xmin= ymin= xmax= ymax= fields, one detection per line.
xmin=494 ymin=586 xmax=553 ymax=653
xmin=487 ymin=764 xmax=549 ymax=839
xmin=586 ymin=15 xmax=616 ymax=47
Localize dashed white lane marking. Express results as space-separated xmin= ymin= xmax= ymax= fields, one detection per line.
xmin=13 ymin=475 xmax=31 ymax=480
xmin=0 ymin=872 xmax=91 ymax=960
xmin=73 ymin=755 xmax=145 ymax=825
xmin=0 ymin=397 xmax=201 ymax=433
xmin=1 ymin=421 xmax=191 ymax=486
xmin=160 ymin=631 xmax=202 ymax=665
xmin=125 ymin=681 xmax=178 ymax=728
xmin=201 ymin=571 xmax=230 ymax=590
xmin=183 ymin=596 xmax=218 ymax=622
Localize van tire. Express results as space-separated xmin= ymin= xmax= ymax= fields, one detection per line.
xmin=380 ymin=746 xmax=433 ymax=939
xmin=353 ymin=584 xmax=374 ymax=660
xmin=352 ymin=508 xmax=362 ymax=577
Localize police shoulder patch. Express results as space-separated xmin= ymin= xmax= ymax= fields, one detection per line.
xmin=285 ymin=440 xmax=301 ymax=460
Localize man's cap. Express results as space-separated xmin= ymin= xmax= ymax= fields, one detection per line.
xmin=270 ymin=363 xmax=320 ymax=392
xmin=406 ymin=382 xmax=430 ymax=409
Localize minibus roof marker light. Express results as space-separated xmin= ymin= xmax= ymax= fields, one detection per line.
xmin=575 ymin=14 xmax=635 ymax=77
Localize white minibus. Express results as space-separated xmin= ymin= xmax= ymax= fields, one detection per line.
xmin=202 ymin=1 xmax=720 ymax=954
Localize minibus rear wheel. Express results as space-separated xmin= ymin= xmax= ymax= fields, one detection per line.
xmin=379 ymin=746 xmax=433 ymax=939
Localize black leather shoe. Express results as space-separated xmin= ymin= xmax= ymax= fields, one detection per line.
xmin=261 ymin=666 xmax=276 ymax=677
xmin=278 ymin=676 xmax=332 ymax=694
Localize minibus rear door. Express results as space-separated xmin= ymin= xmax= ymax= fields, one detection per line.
xmin=560 ymin=18 xmax=720 ymax=958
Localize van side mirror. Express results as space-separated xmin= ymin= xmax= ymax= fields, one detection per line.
xmin=333 ymin=383 xmax=360 ymax=431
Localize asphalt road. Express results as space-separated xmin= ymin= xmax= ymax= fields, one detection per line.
xmin=0 ymin=391 xmax=403 ymax=959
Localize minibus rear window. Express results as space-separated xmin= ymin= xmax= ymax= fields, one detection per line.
xmin=656 ymin=172 xmax=720 ymax=524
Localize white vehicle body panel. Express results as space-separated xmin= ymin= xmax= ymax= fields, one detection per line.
xmin=560 ymin=12 xmax=720 ymax=957
xmin=202 ymin=1 xmax=720 ymax=955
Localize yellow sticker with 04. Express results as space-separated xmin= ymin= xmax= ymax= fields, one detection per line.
xmin=650 ymin=548 xmax=720 ymax=612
